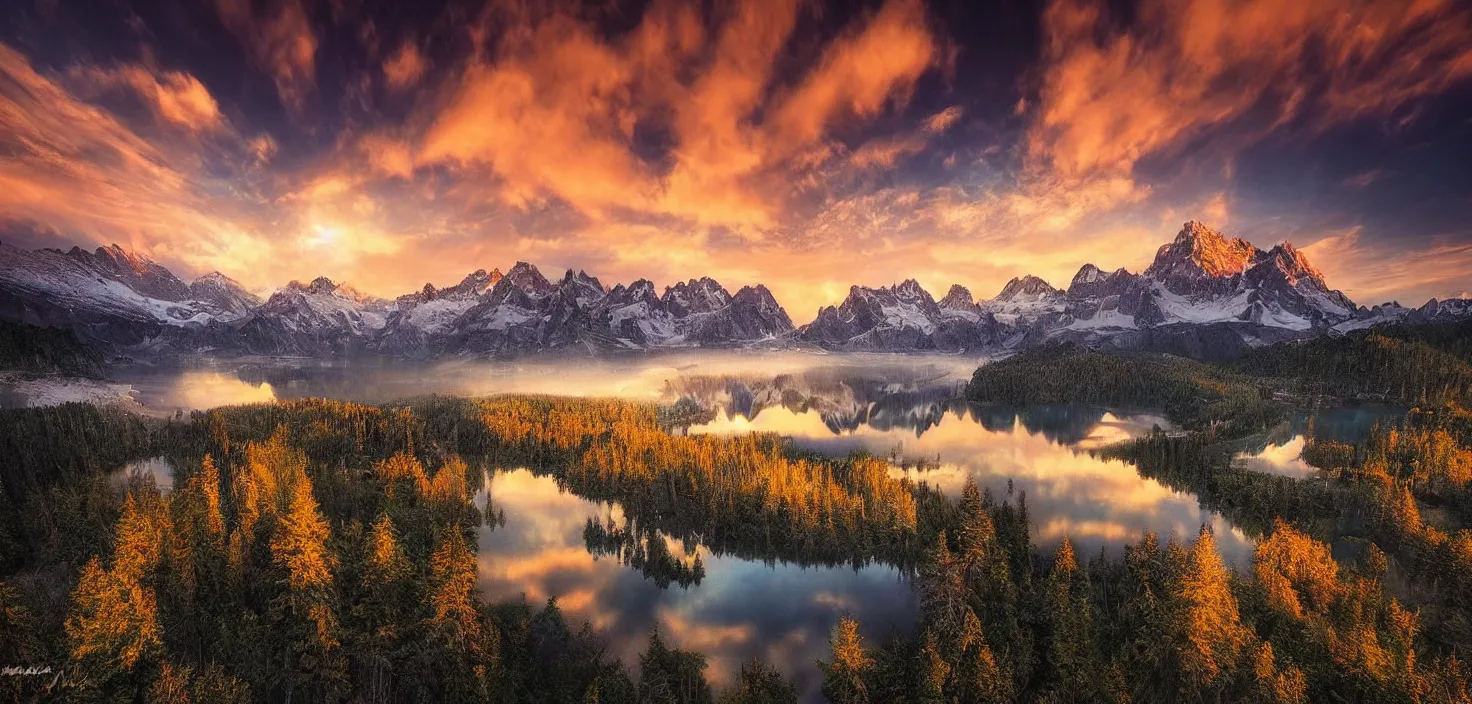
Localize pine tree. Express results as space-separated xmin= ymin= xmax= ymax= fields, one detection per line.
xmin=638 ymin=628 xmax=713 ymax=704
xmin=1173 ymin=526 xmax=1251 ymax=695
xmin=355 ymin=512 xmax=412 ymax=703
xmin=66 ymin=556 xmax=164 ymax=692
xmin=956 ymin=609 xmax=1012 ymax=704
xmin=267 ymin=478 xmax=344 ymax=701
xmin=717 ymin=656 xmax=797 ymax=704
xmin=914 ymin=629 xmax=951 ymax=704
xmin=1251 ymin=642 xmax=1307 ymax=704
xmin=420 ymin=527 xmax=496 ymax=700
xmin=66 ymin=492 xmax=168 ymax=693
xmin=818 ymin=615 xmax=872 ymax=704
xmin=1044 ymin=537 xmax=1096 ymax=698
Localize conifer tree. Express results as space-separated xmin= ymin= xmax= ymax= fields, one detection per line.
xmin=638 ymin=628 xmax=713 ymax=704
xmin=717 ymin=656 xmax=797 ymax=704
xmin=66 ymin=555 xmax=164 ymax=692
xmin=420 ymin=527 xmax=496 ymax=700
xmin=66 ymin=492 xmax=169 ymax=693
xmin=355 ymin=512 xmax=412 ymax=703
xmin=818 ymin=615 xmax=872 ymax=704
xmin=1044 ymin=537 xmax=1096 ymax=698
xmin=914 ymin=629 xmax=951 ymax=704
xmin=267 ymin=478 xmax=344 ymax=701
xmin=1251 ymin=642 xmax=1307 ymax=704
xmin=1173 ymin=526 xmax=1251 ymax=695
xmin=955 ymin=609 xmax=1012 ymax=704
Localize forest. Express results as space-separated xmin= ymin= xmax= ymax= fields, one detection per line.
xmin=0 ymin=322 xmax=1470 ymax=701
xmin=0 ymin=320 xmax=102 ymax=377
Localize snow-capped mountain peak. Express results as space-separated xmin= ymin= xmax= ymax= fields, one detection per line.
xmin=1258 ymin=241 xmax=1324 ymax=286
xmin=993 ymin=275 xmax=1061 ymax=302
xmin=4 ymin=221 xmax=1469 ymax=360
xmin=1145 ymin=221 xmax=1258 ymax=291
xmin=446 ymin=268 xmax=501 ymax=298
xmin=891 ymin=279 xmax=933 ymax=304
xmin=502 ymin=261 xmax=552 ymax=298
xmin=663 ymin=277 xmax=733 ymax=316
xmin=939 ymin=284 xmax=975 ymax=309
xmin=188 ymin=271 xmax=261 ymax=319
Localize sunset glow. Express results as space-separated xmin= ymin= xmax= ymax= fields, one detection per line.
xmin=2 ymin=0 xmax=1470 ymax=318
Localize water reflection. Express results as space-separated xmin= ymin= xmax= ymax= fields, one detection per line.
xmin=109 ymin=456 xmax=175 ymax=493
xmin=475 ymin=469 xmax=916 ymax=701
xmin=109 ymin=352 xmax=983 ymax=413
xmin=95 ymin=354 xmax=1278 ymax=699
xmin=1232 ymin=406 xmax=1405 ymax=479
xmin=689 ymin=404 xmax=1251 ymax=566
xmin=1234 ymin=436 xmax=1314 ymax=477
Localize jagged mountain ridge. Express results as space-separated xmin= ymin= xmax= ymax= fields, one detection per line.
xmin=0 ymin=220 xmax=1468 ymax=359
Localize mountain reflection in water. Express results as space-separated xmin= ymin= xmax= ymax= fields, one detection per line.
xmin=105 ymin=353 xmax=1261 ymax=701
xmin=683 ymin=399 xmax=1250 ymax=567
xmin=1232 ymin=405 xmax=1406 ymax=478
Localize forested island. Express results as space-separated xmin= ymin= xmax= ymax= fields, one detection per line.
xmin=1 ymin=322 xmax=1471 ymax=702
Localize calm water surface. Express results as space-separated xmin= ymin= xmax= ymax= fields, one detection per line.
xmin=1232 ymin=405 xmax=1406 ymax=478
xmin=101 ymin=353 xmax=1284 ymax=699
xmin=474 ymin=469 xmax=916 ymax=698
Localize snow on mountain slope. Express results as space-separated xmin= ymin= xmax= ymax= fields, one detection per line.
xmin=602 ymin=279 xmax=679 ymax=346
xmin=1049 ymin=222 xmax=1364 ymax=336
xmin=0 ymin=243 xmax=235 ymax=329
xmin=980 ymin=275 xmax=1066 ymax=325
xmin=3 ymin=222 xmax=1469 ymax=360
xmin=258 ymin=277 xmax=392 ymax=335
xmin=189 ymin=272 xmax=261 ymax=320
xmin=937 ymin=284 xmax=982 ymax=322
xmin=800 ymin=280 xmax=1001 ymax=351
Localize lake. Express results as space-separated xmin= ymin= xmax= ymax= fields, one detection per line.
xmin=1232 ymin=405 xmax=1406 ymax=478
xmin=101 ymin=352 xmax=1263 ymax=700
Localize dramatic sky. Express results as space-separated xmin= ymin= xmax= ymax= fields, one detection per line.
xmin=2 ymin=0 xmax=1471 ymax=320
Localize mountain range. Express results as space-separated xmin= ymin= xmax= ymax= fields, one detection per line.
xmin=2 ymin=221 xmax=1468 ymax=361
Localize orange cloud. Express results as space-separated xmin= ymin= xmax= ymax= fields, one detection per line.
xmin=419 ymin=14 xmax=658 ymax=216
xmin=1302 ymin=228 xmax=1472 ymax=306
xmin=0 ymin=43 xmax=271 ymax=277
xmin=1028 ymin=0 xmax=1472 ymax=179
xmin=214 ymin=0 xmax=317 ymax=109
xmin=847 ymin=134 xmax=929 ymax=169
xmin=71 ymin=64 xmax=223 ymax=132
xmin=418 ymin=0 xmax=936 ymax=232
xmin=923 ymin=105 xmax=963 ymax=134
xmin=383 ymin=41 xmax=428 ymax=90
xmin=358 ymin=133 xmax=415 ymax=179
xmin=770 ymin=0 xmax=934 ymax=152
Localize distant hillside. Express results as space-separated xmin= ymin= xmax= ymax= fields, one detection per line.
xmin=965 ymin=343 xmax=1278 ymax=436
xmin=1230 ymin=322 xmax=1472 ymax=405
xmin=0 ymin=319 xmax=103 ymax=377
xmin=968 ymin=323 xmax=1472 ymax=433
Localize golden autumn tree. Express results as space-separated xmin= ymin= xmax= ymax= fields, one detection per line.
xmin=267 ymin=477 xmax=345 ymax=700
xmin=1172 ymin=526 xmax=1252 ymax=695
xmin=1251 ymin=642 xmax=1307 ymax=704
xmin=1043 ymin=537 xmax=1097 ymax=699
xmin=818 ymin=615 xmax=873 ymax=704
xmin=914 ymin=629 xmax=951 ymax=704
xmin=66 ymin=493 xmax=168 ymax=693
xmin=1254 ymin=520 xmax=1339 ymax=619
xmin=955 ymin=609 xmax=1012 ymax=704
xmin=420 ymin=528 xmax=496 ymax=700
xmin=355 ymin=512 xmax=412 ymax=702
